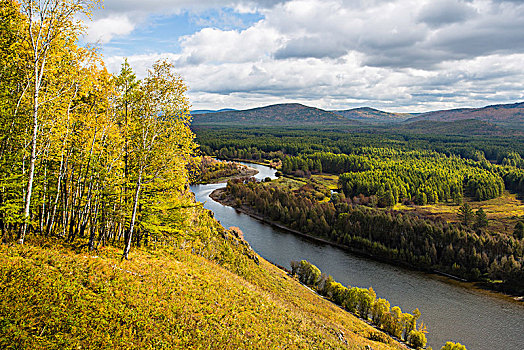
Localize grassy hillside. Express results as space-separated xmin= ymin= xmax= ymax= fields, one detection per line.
xmin=0 ymin=237 xmax=405 ymax=349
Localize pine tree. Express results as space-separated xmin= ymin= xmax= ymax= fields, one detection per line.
xmin=474 ymin=208 xmax=488 ymax=229
xmin=514 ymin=221 xmax=524 ymax=240
xmin=458 ymin=203 xmax=474 ymax=226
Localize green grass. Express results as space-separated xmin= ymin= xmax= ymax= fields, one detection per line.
xmin=0 ymin=239 xmax=405 ymax=350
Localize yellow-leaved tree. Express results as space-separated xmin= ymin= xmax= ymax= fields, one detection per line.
xmin=17 ymin=0 xmax=101 ymax=244
xmin=122 ymin=60 xmax=196 ymax=259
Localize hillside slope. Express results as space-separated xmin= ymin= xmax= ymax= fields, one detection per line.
xmin=0 ymin=238 xmax=405 ymax=350
xmin=409 ymin=101 xmax=524 ymax=128
xmin=391 ymin=119 xmax=519 ymax=136
xmin=193 ymin=103 xmax=354 ymax=126
xmin=334 ymin=107 xmax=412 ymax=123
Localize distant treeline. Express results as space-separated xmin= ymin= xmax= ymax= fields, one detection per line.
xmin=196 ymin=127 xmax=524 ymax=200
xmin=194 ymin=127 xmax=524 ymax=165
xmin=224 ymin=179 xmax=524 ymax=294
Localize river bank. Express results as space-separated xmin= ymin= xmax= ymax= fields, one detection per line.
xmin=210 ymin=187 xmax=524 ymax=304
xmin=193 ymin=160 xmax=259 ymax=184
xmin=191 ymin=166 xmax=524 ymax=349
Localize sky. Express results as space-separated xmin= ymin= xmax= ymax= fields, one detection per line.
xmin=84 ymin=0 xmax=524 ymax=112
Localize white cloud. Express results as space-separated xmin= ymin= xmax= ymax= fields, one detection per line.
xmin=98 ymin=0 xmax=289 ymax=16
xmin=176 ymin=23 xmax=279 ymax=66
xmin=85 ymin=15 xmax=136 ymax=44
xmin=98 ymin=0 xmax=524 ymax=111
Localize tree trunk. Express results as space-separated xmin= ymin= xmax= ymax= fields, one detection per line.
xmin=19 ymin=63 xmax=40 ymax=245
xmin=122 ymin=172 xmax=142 ymax=260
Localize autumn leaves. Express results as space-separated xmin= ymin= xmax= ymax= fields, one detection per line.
xmin=0 ymin=1 xmax=196 ymax=258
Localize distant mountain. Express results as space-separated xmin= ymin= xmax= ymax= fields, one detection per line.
xmin=334 ymin=107 xmax=412 ymax=123
xmin=408 ymin=102 xmax=524 ymax=128
xmin=192 ymin=101 xmax=524 ymax=131
xmin=191 ymin=108 xmax=237 ymax=115
xmin=192 ymin=103 xmax=355 ymax=126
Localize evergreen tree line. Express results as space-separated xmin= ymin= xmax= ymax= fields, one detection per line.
xmin=291 ymin=260 xmax=429 ymax=349
xmin=225 ymin=180 xmax=524 ymax=294
xmin=195 ymin=127 xmax=524 ymax=166
xmin=502 ymin=168 xmax=524 ymax=197
xmin=281 ymin=151 xmax=504 ymax=205
xmin=0 ymin=1 xmax=197 ymax=258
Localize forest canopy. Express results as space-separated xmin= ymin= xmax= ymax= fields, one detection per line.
xmin=0 ymin=0 xmax=197 ymax=258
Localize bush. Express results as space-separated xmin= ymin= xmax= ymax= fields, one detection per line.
xmin=408 ymin=330 xmax=427 ymax=349
xmin=441 ymin=341 xmax=467 ymax=350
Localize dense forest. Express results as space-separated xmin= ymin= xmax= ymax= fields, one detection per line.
xmin=0 ymin=0 xmax=197 ymax=259
xmin=195 ymin=126 xmax=524 ymax=164
xmin=282 ymin=150 xmax=504 ymax=204
xmin=222 ymin=177 xmax=524 ymax=293
xmin=196 ymin=126 xmax=524 ymax=201
xmin=201 ymin=124 xmax=524 ymax=294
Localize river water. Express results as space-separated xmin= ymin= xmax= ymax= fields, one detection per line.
xmin=190 ymin=162 xmax=524 ymax=350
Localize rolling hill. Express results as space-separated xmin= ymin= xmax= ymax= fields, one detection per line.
xmin=192 ymin=101 xmax=524 ymax=132
xmin=334 ymin=107 xmax=412 ymax=123
xmin=192 ymin=103 xmax=355 ymax=126
xmin=408 ymin=101 xmax=524 ymax=128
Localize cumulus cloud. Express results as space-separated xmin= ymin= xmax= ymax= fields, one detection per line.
xmin=85 ymin=15 xmax=135 ymax=44
xmin=176 ymin=24 xmax=280 ymax=66
xmin=97 ymin=0 xmax=524 ymax=111
xmin=417 ymin=0 xmax=477 ymax=28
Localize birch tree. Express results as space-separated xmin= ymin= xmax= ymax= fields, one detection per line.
xmin=0 ymin=0 xmax=28 ymax=240
xmin=122 ymin=60 xmax=195 ymax=259
xmin=18 ymin=0 xmax=100 ymax=244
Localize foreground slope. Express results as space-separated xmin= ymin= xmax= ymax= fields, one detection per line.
xmin=0 ymin=239 xmax=405 ymax=350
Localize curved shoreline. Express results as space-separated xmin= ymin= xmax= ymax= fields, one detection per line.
xmin=193 ymin=164 xmax=259 ymax=185
xmin=211 ymin=188 xmax=429 ymax=266
xmin=210 ymin=187 xmax=524 ymax=304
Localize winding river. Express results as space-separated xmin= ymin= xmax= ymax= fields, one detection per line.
xmin=190 ymin=162 xmax=524 ymax=350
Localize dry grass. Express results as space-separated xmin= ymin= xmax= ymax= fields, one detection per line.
xmin=311 ymin=174 xmax=340 ymax=191
xmin=0 ymin=240 xmax=405 ymax=350
xmin=397 ymin=191 xmax=524 ymax=233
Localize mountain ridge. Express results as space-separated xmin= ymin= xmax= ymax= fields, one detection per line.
xmin=191 ymin=108 xmax=237 ymax=115
xmin=192 ymin=101 xmax=524 ymax=130
xmin=408 ymin=101 xmax=524 ymax=127
xmin=334 ymin=107 xmax=413 ymax=123
xmin=192 ymin=103 xmax=356 ymax=126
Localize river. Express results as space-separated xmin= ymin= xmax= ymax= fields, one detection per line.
xmin=190 ymin=162 xmax=524 ymax=350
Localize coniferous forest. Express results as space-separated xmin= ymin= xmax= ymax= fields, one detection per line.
xmin=198 ymin=127 xmax=524 ymax=294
